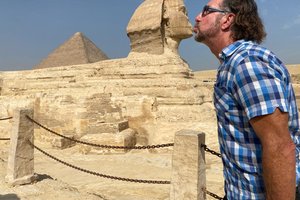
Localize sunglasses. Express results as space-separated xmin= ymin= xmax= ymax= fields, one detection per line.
xmin=201 ymin=5 xmax=229 ymax=17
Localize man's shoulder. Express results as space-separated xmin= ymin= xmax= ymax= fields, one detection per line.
xmin=229 ymin=42 xmax=276 ymax=68
xmin=233 ymin=42 xmax=270 ymax=59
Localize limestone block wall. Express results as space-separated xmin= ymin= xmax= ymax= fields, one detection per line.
xmin=0 ymin=96 xmax=34 ymax=139
xmin=0 ymin=55 xmax=215 ymax=146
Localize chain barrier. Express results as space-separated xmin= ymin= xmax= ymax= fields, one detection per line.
xmin=201 ymin=145 xmax=223 ymax=199
xmin=0 ymin=117 xmax=12 ymax=141
xmin=0 ymin=117 xmax=12 ymax=121
xmin=26 ymin=115 xmax=174 ymax=150
xmin=28 ymin=141 xmax=171 ymax=184
xmin=204 ymin=188 xmax=224 ymax=200
xmin=201 ymin=144 xmax=222 ymax=158
xmin=25 ymin=115 xmax=224 ymax=195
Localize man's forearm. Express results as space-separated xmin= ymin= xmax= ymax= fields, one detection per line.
xmin=262 ymin=142 xmax=296 ymax=200
xmin=250 ymin=108 xmax=296 ymax=199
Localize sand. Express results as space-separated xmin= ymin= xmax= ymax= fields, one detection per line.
xmin=0 ymin=122 xmax=224 ymax=200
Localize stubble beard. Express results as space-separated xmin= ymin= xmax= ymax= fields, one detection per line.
xmin=194 ymin=17 xmax=222 ymax=43
xmin=194 ymin=28 xmax=205 ymax=43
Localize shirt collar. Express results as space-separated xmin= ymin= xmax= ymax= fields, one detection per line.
xmin=219 ymin=39 xmax=252 ymax=61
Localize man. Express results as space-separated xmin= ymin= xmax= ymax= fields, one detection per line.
xmin=193 ymin=0 xmax=300 ymax=199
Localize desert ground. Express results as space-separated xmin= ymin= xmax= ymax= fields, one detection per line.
xmin=0 ymin=121 xmax=223 ymax=200
xmin=1 ymin=65 xmax=299 ymax=200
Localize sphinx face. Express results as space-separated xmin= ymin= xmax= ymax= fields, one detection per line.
xmin=126 ymin=0 xmax=192 ymax=55
xmin=164 ymin=2 xmax=193 ymax=39
xmin=126 ymin=0 xmax=165 ymax=55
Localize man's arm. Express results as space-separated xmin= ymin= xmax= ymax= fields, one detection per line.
xmin=250 ymin=108 xmax=296 ymax=200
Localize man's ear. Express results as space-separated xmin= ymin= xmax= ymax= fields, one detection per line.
xmin=221 ymin=13 xmax=235 ymax=31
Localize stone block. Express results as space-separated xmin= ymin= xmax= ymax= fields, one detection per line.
xmin=51 ymin=135 xmax=76 ymax=149
xmin=6 ymin=108 xmax=37 ymax=186
xmin=170 ymin=130 xmax=206 ymax=200
xmin=87 ymin=121 xmax=129 ymax=134
xmin=78 ymin=128 xmax=136 ymax=154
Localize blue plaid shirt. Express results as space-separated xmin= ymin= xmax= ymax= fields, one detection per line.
xmin=214 ymin=40 xmax=300 ymax=199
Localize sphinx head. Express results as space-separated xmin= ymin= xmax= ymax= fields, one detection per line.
xmin=163 ymin=0 xmax=193 ymax=53
xmin=127 ymin=0 xmax=192 ymax=56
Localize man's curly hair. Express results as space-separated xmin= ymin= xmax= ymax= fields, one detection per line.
xmin=221 ymin=0 xmax=266 ymax=44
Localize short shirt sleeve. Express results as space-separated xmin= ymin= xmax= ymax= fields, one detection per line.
xmin=232 ymin=56 xmax=289 ymax=120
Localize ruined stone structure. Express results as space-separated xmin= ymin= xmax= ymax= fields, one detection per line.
xmin=127 ymin=0 xmax=192 ymax=56
xmin=34 ymin=32 xmax=109 ymax=69
xmin=0 ymin=0 xmax=299 ymax=153
xmin=0 ymin=0 xmax=218 ymax=151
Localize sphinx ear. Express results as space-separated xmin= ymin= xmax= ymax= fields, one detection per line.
xmin=221 ymin=13 xmax=235 ymax=31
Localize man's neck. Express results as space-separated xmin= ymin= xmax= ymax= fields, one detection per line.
xmin=205 ymin=35 xmax=235 ymax=60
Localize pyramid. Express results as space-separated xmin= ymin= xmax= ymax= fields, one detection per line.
xmin=34 ymin=32 xmax=109 ymax=69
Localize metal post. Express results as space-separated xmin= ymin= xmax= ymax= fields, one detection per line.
xmin=170 ymin=130 xmax=206 ymax=200
xmin=5 ymin=108 xmax=37 ymax=186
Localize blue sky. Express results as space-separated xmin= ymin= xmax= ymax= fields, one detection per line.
xmin=0 ymin=0 xmax=299 ymax=72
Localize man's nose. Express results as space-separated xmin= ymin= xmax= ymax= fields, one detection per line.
xmin=195 ymin=13 xmax=202 ymax=22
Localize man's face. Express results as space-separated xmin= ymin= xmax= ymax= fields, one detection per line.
xmin=193 ymin=0 xmax=224 ymax=43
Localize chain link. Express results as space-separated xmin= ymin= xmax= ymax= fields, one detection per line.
xmin=206 ymin=190 xmax=224 ymax=200
xmin=201 ymin=146 xmax=223 ymax=199
xmin=26 ymin=115 xmax=174 ymax=150
xmin=0 ymin=117 xmax=12 ymax=121
xmin=202 ymin=187 xmax=224 ymax=200
xmin=201 ymin=144 xmax=222 ymax=158
xmin=29 ymin=141 xmax=171 ymax=184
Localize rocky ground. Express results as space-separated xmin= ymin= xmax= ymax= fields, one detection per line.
xmin=0 ymin=122 xmax=223 ymax=200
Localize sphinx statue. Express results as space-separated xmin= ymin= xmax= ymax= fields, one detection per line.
xmin=0 ymin=0 xmax=210 ymax=151
xmin=126 ymin=0 xmax=193 ymax=56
